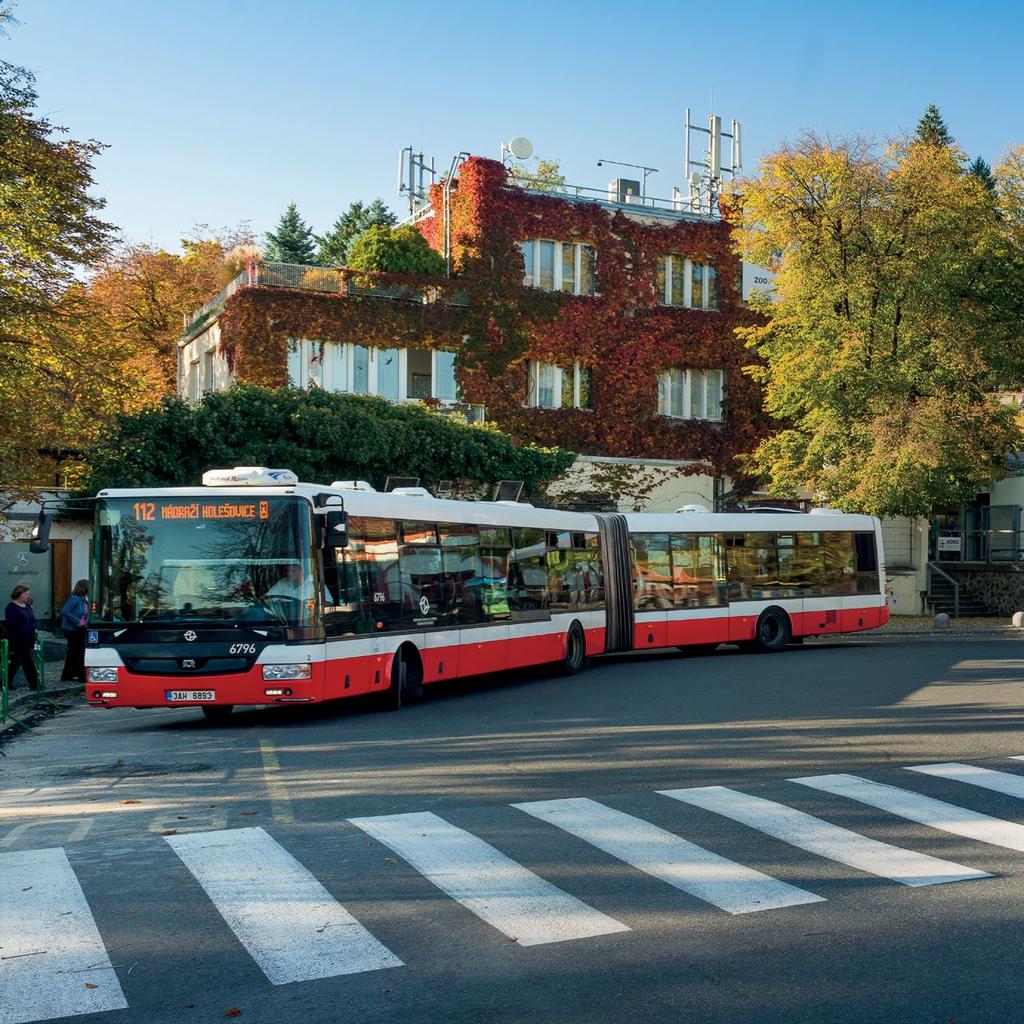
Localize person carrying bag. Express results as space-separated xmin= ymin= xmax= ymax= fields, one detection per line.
xmin=59 ymin=580 xmax=89 ymax=684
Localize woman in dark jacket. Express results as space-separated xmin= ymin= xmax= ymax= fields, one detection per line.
xmin=59 ymin=579 xmax=89 ymax=683
xmin=5 ymin=585 xmax=39 ymax=690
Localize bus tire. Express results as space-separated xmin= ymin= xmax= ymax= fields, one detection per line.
xmin=561 ymin=622 xmax=587 ymax=675
xmin=385 ymin=646 xmax=423 ymax=710
xmin=201 ymin=705 xmax=233 ymax=724
xmin=753 ymin=608 xmax=791 ymax=653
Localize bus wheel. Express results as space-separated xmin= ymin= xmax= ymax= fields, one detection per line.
xmin=754 ymin=609 xmax=791 ymax=653
xmin=561 ymin=623 xmax=587 ymax=675
xmin=201 ymin=705 xmax=233 ymax=724
xmin=385 ymin=648 xmax=423 ymax=710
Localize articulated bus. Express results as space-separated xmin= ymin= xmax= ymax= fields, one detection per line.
xmin=39 ymin=468 xmax=887 ymax=722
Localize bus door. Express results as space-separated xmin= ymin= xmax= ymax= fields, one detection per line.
xmin=459 ymin=527 xmax=510 ymax=677
xmin=631 ymin=534 xmax=670 ymax=649
xmin=842 ymin=532 xmax=882 ymax=630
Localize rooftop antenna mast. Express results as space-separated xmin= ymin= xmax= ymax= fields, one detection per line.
xmin=683 ymin=108 xmax=742 ymax=216
xmin=398 ymin=146 xmax=436 ymax=217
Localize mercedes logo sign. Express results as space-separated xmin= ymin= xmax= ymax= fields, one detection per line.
xmin=418 ymin=595 xmax=431 ymax=615
xmin=184 ymin=630 xmax=198 ymax=642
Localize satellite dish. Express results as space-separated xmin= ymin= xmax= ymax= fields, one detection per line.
xmin=508 ymin=137 xmax=533 ymax=161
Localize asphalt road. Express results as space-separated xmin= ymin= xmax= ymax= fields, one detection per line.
xmin=4 ymin=635 xmax=1024 ymax=1024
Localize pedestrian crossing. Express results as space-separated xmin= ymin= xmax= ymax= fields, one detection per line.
xmin=8 ymin=756 xmax=1024 ymax=1023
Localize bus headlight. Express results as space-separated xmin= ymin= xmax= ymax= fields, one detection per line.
xmin=262 ymin=664 xmax=311 ymax=681
xmin=87 ymin=667 xmax=119 ymax=683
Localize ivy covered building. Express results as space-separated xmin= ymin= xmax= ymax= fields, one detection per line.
xmin=178 ymin=157 xmax=764 ymax=510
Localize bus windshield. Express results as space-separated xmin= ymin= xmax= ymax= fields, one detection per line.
xmin=93 ymin=496 xmax=318 ymax=626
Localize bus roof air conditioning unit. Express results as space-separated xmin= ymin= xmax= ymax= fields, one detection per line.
xmin=331 ymin=480 xmax=376 ymax=491
xmin=390 ymin=487 xmax=434 ymax=498
xmin=676 ymin=504 xmax=711 ymax=514
xmin=202 ymin=467 xmax=298 ymax=487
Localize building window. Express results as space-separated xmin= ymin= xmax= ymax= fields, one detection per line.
xmin=189 ymin=360 xmax=200 ymax=402
xmin=202 ymin=349 xmax=216 ymax=394
xmin=287 ymin=340 xmax=459 ymax=404
xmin=528 ymin=360 xmax=593 ymax=410
xmin=656 ymin=256 xmax=718 ymax=310
xmin=657 ymin=368 xmax=724 ymax=421
xmin=521 ymin=240 xmax=596 ymax=296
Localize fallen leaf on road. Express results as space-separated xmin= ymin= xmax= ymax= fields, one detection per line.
xmin=385 ymin=857 xmax=398 ymax=864
xmin=21 ymin=887 xmax=32 ymax=891
xmin=183 ymin=1004 xmax=195 ymax=1009
xmin=223 ymin=1009 xmax=241 ymax=1018
xmin=161 ymin=830 xmax=177 ymax=836
xmin=120 ymin=800 xmax=140 ymax=805
xmin=84 ymin=983 xmax=97 ymax=989
xmin=239 ymin=811 xmax=258 ymax=816
xmin=176 ymin=816 xmax=188 ymax=820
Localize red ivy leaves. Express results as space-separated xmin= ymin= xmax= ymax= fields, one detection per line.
xmin=214 ymin=157 xmax=765 ymax=474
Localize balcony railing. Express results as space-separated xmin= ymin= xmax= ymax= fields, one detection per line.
xmin=183 ymin=259 xmax=469 ymax=334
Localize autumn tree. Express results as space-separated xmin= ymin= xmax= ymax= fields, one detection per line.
xmin=507 ymin=159 xmax=566 ymax=192
xmin=87 ymin=225 xmax=254 ymax=391
xmin=733 ymin=133 xmax=1024 ymax=517
xmin=317 ymin=199 xmax=396 ymax=266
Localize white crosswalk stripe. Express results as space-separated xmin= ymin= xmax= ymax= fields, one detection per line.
xmin=166 ymin=827 xmax=402 ymax=984
xmin=348 ymin=810 xmax=630 ymax=946
xmin=906 ymin=761 xmax=1024 ymax=798
xmin=659 ymin=786 xmax=989 ymax=886
xmin=0 ymin=847 xmax=128 ymax=1024
xmin=513 ymin=797 xmax=825 ymax=914
xmin=791 ymin=773 xmax=1024 ymax=852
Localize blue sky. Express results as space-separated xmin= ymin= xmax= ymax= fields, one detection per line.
xmin=9 ymin=0 xmax=1024 ymax=251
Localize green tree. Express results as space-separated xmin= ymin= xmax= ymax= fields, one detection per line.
xmin=317 ymin=198 xmax=396 ymax=266
xmin=507 ymin=159 xmax=566 ymax=192
xmin=263 ymin=202 xmax=317 ymax=264
xmin=0 ymin=14 xmax=119 ymax=490
xmin=733 ymin=133 xmax=1024 ymax=517
xmin=79 ymin=386 xmax=575 ymax=498
xmin=970 ymin=155 xmax=996 ymax=192
xmin=916 ymin=103 xmax=954 ymax=146
xmin=347 ymin=224 xmax=446 ymax=276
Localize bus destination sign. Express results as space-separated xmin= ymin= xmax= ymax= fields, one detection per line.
xmin=133 ymin=500 xmax=271 ymax=522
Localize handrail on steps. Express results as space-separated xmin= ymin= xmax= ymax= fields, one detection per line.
xmin=926 ymin=561 xmax=960 ymax=619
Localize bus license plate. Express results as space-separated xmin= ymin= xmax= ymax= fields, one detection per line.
xmin=165 ymin=690 xmax=216 ymax=702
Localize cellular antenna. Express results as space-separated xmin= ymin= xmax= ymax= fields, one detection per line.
xmin=682 ymin=108 xmax=742 ymax=216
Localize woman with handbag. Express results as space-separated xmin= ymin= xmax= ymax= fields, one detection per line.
xmin=59 ymin=579 xmax=89 ymax=683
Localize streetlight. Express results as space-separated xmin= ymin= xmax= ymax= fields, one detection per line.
xmin=596 ymin=158 xmax=659 ymax=200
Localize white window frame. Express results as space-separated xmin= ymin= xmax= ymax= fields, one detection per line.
xmin=527 ymin=359 xmax=592 ymax=410
xmin=521 ymin=240 xmax=596 ymax=296
xmin=189 ymin=359 xmax=201 ymax=402
xmin=657 ymin=368 xmax=725 ymax=421
xmin=202 ymin=348 xmax=216 ymax=394
xmin=289 ymin=339 xmax=459 ymax=404
xmin=658 ymin=257 xmax=717 ymax=310
xmin=431 ymin=349 xmax=459 ymax=402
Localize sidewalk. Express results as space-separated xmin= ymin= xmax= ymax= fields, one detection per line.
xmin=870 ymin=615 xmax=1023 ymax=637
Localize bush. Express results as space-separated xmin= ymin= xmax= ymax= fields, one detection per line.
xmin=347 ymin=224 xmax=446 ymax=276
xmin=79 ymin=385 xmax=576 ymax=498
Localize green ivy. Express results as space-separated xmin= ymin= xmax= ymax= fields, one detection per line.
xmin=79 ymin=385 xmax=576 ymax=498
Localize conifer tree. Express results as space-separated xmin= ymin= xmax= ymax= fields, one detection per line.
xmin=263 ymin=203 xmax=317 ymax=264
xmin=317 ymin=199 xmax=396 ymax=266
xmin=916 ymin=103 xmax=954 ymax=146
xmin=970 ymin=155 xmax=996 ymax=192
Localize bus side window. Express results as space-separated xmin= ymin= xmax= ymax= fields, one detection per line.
xmin=632 ymin=533 xmax=672 ymax=610
xmin=440 ymin=523 xmax=483 ymax=624
xmin=511 ymin=527 xmax=549 ymax=618
xmin=399 ymin=522 xmax=442 ymax=623
xmin=479 ymin=528 xmax=512 ymax=618
xmin=580 ymin=532 xmax=604 ymax=608
xmin=324 ymin=516 xmax=399 ymax=635
xmin=822 ymin=532 xmax=856 ymax=595
xmin=854 ymin=532 xmax=880 ymax=594
xmin=671 ymin=534 xmax=725 ymax=607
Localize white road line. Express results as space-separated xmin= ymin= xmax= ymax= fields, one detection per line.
xmin=791 ymin=773 xmax=1024 ymax=853
xmin=166 ymin=827 xmax=401 ymax=984
xmin=348 ymin=811 xmax=630 ymax=946
xmin=0 ymin=847 xmax=127 ymax=1024
xmin=906 ymin=762 xmax=1024 ymax=798
xmin=659 ymin=786 xmax=988 ymax=887
xmin=513 ymin=797 xmax=824 ymax=914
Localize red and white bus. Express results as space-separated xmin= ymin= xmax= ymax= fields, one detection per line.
xmin=40 ymin=468 xmax=887 ymax=722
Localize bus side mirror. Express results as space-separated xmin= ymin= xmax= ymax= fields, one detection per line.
xmin=324 ymin=509 xmax=348 ymax=548
xmin=29 ymin=512 xmax=52 ymax=554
